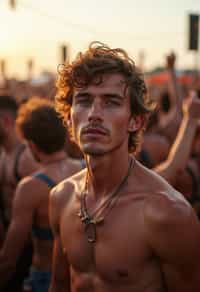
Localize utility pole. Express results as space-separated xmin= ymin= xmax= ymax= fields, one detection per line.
xmin=188 ymin=13 xmax=200 ymax=73
xmin=60 ymin=44 xmax=70 ymax=64
xmin=9 ymin=0 xmax=16 ymax=10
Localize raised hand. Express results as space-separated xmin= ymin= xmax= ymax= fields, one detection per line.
xmin=166 ymin=52 xmax=176 ymax=70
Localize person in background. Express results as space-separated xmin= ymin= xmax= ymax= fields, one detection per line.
xmin=0 ymin=97 xmax=83 ymax=292
xmin=155 ymin=91 xmax=200 ymax=202
xmin=140 ymin=52 xmax=182 ymax=169
xmin=0 ymin=95 xmax=39 ymax=226
xmin=0 ymin=95 xmax=40 ymax=292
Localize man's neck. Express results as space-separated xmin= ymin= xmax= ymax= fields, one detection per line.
xmin=41 ymin=150 xmax=67 ymax=166
xmin=85 ymin=152 xmax=131 ymax=200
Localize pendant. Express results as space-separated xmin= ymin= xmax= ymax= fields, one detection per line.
xmin=80 ymin=214 xmax=96 ymax=243
xmin=85 ymin=220 xmax=96 ymax=243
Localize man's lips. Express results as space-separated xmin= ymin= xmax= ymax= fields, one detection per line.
xmin=82 ymin=127 xmax=108 ymax=135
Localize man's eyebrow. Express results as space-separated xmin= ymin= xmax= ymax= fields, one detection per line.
xmin=73 ymin=91 xmax=126 ymax=100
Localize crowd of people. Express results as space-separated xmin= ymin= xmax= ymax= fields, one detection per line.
xmin=0 ymin=41 xmax=199 ymax=292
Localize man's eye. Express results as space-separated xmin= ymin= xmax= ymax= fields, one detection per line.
xmin=76 ymin=98 xmax=90 ymax=105
xmin=105 ymin=99 xmax=120 ymax=106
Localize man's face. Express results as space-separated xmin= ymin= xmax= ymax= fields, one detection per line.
xmin=70 ymin=73 xmax=134 ymax=156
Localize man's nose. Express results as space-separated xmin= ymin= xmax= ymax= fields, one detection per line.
xmin=88 ymin=100 xmax=103 ymax=122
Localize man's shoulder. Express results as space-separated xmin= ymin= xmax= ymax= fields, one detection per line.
xmin=135 ymin=159 xmax=178 ymax=193
xmin=17 ymin=145 xmax=40 ymax=178
xmin=11 ymin=174 xmax=43 ymax=211
xmin=16 ymin=174 xmax=38 ymax=192
xmin=50 ymin=168 xmax=86 ymax=203
xmin=49 ymin=169 xmax=86 ymax=223
xmin=135 ymin=160 xmax=193 ymax=225
xmin=143 ymin=189 xmax=193 ymax=230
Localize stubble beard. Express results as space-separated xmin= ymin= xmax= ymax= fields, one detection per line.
xmin=81 ymin=139 xmax=127 ymax=158
xmin=83 ymin=147 xmax=108 ymax=157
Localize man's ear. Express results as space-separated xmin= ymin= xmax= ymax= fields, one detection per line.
xmin=128 ymin=115 xmax=144 ymax=132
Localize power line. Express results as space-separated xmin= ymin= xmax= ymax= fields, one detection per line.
xmin=8 ymin=0 xmax=185 ymax=41
xmin=15 ymin=0 xmax=96 ymax=35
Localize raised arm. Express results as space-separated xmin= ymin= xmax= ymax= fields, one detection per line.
xmin=0 ymin=177 xmax=35 ymax=289
xmin=154 ymin=92 xmax=200 ymax=184
xmin=158 ymin=52 xmax=182 ymax=141
xmin=49 ymin=186 xmax=71 ymax=292
xmin=166 ymin=52 xmax=182 ymax=110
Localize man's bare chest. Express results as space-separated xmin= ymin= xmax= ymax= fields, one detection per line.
xmin=60 ymin=200 xmax=154 ymax=283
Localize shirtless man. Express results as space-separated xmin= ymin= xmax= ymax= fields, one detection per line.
xmin=0 ymin=95 xmax=39 ymax=292
xmin=0 ymin=95 xmax=39 ymax=226
xmin=49 ymin=42 xmax=200 ymax=292
xmin=0 ymin=97 xmax=82 ymax=291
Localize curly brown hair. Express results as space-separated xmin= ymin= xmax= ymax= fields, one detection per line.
xmin=16 ymin=97 xmax=66 ymax=154
xmin=55 ymin=41 xmax=155 ymax=153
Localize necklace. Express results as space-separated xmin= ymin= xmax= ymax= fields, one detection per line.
xmin=78 ymin=157 xmax=134 ymax=243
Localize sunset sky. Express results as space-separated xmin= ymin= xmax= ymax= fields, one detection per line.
xmin=0 ymin=0 xmax=200 ymax=78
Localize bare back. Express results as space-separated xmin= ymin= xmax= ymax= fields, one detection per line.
xmin=31 ymin=157 xmax=83 ymax=271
